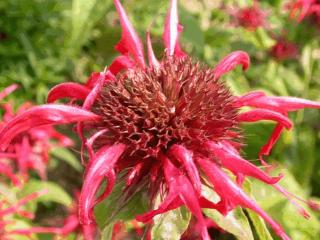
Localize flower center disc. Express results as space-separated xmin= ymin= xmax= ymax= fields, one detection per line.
xmin=94 ymin=56 xmax=238 ymax=158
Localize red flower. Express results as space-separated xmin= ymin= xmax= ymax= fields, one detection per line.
xmin=270 ymin=38 xmax=299 ymax=61
xmin=229 ymin=1 xmax=268 ymax=30
xmin=0 ymin=0 xmax=319 ymax=239
xmin=0 ymin=85 xmax=73 ymax=185
xmin=289 ymin=0 xmax=320 ymax=24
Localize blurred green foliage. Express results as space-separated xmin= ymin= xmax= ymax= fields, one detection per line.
xmin=1 ymin=0 xmax=320 ymax=239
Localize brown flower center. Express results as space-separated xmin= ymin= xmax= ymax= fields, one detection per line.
xmin=94 ymin=56 xmax=239 ymax=157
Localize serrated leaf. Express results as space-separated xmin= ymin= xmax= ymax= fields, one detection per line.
xmin=151 ymin=206 xmax=191 ymax=240
xmin=50 ymin=147 xmax=82 ymax=172
xmin=202 ymin=185 xmax=254 ymax=240
xmin=19 ymin=179 xmax=72 ymax=207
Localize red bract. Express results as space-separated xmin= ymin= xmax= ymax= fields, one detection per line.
xmin=289 ymin=0 xmax=320 ymax=24
xmin=0 ymin=85 xmax=74 ymax=185
xmin=270 ymin=38 xmax=299 ymax=61
xmin=0 ymin=0 xmax=320 ymax=239
xmin=229 ymin=1 xmax=268 ymax=30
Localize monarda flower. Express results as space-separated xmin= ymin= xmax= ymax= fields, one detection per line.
xmin=0 ymin=0 xmax=320 ymax=239
xmin=229 ymin=1 xmax=268 ymax=31
xmin=270 ymin=38 xmax=299 ymax=61
xmin=0 ymin=84 xmax=73 ymax=185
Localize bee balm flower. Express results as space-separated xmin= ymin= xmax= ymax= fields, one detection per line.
xmin=229 ymin=1 xmax=268 ymax=30
xmin=0 ymin=0 xmax=320 ymax=239
xmin=270 ymin=38 xmax=299 ymax=61
xmin=0 ymin=85 xmax=73 ymax=184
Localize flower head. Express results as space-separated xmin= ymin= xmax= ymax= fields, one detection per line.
xmin=0 ymin=0 xmax=320 ymax=239
xmin=270 ymin=38 xmax=299 ymax=61
xmin=229 ymin=1 xmax=268 ymax=30
xmin=0 ymin=85 xmax=73 ymax=185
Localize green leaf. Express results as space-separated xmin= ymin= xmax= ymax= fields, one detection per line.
xmin=251 ymin=169 xmax=320 ymax=239
xmin=295 ymin=127 xmax=316 ymax=187
xmin=179 ymin=6 xmax=204 ymax=55
xmin=50 ymin=147 xmax=82 ymax=172
xmin=242 ymin=180 xmax=274 ymax=240
xmin=247 ymin=209 xmax=274 ymax=240
xmin=95 ymin=179 xmax=148 ymax=230
xmin=151 ymin=206 xmax=191 ymax=240
xmin=69 ymin=0 xmax=111 ymax=52
xmin=19 ymin=179 xmax=72 ymax=207
xmin=202 ymin=185 xmax=254 ymax=240
xmin=101 ymin=222 xmax=115 ymax=240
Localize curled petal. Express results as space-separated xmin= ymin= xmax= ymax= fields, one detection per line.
xmin=47 ymin=82 xmax=90 ymax=103
xmin=137 ymin=156 xmax=210 ymax=240
xmin=83 ymin=72 xmax=108 ymax=110
xmin=268 ymin=96 xmax=320 ymax=111
xmin=237 ymin=109 xmax=292 ymax=129
xmin=0 ymin=105 xmax=100 ymax=150
xmin=169 ymin=144 xmax=202 ymax=194
xmin=94 ymin=169 xmax=116 ymax=205
xmin=173 ymin=24 xmax=186 ymax=57
xmin=259 ymin=123 xmax=284 ymax=165
xmin=114 ymin=0 xmax=145 ymax=67
xmin=78 ymin=72 xmax=106 ymax=164
xmin=86 ymin=129 xmax=108 ymax=158
xmin=60 ymin=215 xmax=80 ymax=235
xmin=126 ymin=162 xmax=143 ymax=186
xmin=198 ymin=158 xmax=290 ymax=240
xmin=146 ymin=32 xmax=160 ymax=68
xmin=85 ymin=72 xmax=100 ymax=89
xmin=273 ymin=184 xmax=310 ymax=219
xmin=234 ymin=90 xmax=266 ymax=107
xmin=205 ymin=141 xmax=282 ymax=184
xmin=290 ymin=0 xmax=313 ymax=22
xmin=79 ymin=144 xmax=125 ymax=225
xmin=213 ymin=51 xmax=250 ymax=80
xmin=136 ymin=189 xmax=182 ymax=223
xmin=109 ymin=55 xmax=135 ymax=75
xmin=85 ymin=71 xmax=116 ymax=89
xmin=0 ymin=84 xmax=18 ymax=101
xmin=163 ymin=0 xmax=179 ymax=56
xmin=82 ymin=224 xmax=96 ymax=240
xmin=237 ymin=94 xmax=320 ymax=113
